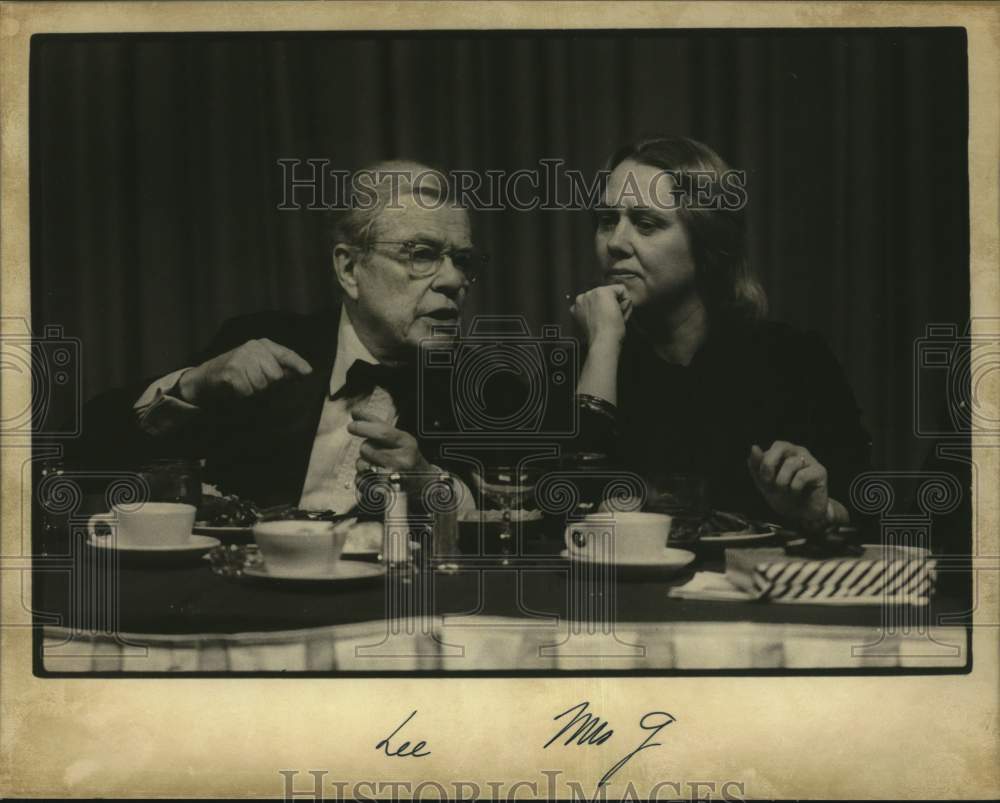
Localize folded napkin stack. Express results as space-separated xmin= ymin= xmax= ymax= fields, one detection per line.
xmin=724 ymin=545 xmax=936 ymax=603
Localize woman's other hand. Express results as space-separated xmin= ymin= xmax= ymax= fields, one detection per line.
xmin=748 ymin=441 xmax=833 ymax=532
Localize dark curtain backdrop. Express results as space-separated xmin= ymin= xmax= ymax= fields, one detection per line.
xmin=31 ymin=29 xmax=969 ymax=473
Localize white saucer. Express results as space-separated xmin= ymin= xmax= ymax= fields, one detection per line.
xmin=342 ymin=548 xmax=381 ymax=561
xmin=87 ymin=534 xmax=221 ymax=554
xmin=700 ymin=530 xmax=776 ymax=545
xmin=560 ymin=547 xmax=696 ymax=573
xmin=342 ymin=541 xmax=420 ymax=559
xmin=193 ymin=524 xmax=253 ymax=539
xmin=244 ymin=562 xmax=387 ymax=583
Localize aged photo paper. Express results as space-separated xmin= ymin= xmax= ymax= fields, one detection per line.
xmin=1 ymin=1 xmax=998 ymax=799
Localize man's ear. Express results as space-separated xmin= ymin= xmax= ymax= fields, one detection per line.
xmin=332 ymin=243 xmax=361 ymax=300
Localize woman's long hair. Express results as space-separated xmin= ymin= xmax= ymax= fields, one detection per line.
xmin=604 ymin=136 xmax=768 ymax=323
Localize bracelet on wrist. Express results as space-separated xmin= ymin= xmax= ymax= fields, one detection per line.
xmin=576 ymin=393 xmax=618 ymax=420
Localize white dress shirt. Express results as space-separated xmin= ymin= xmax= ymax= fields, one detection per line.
xmin=297 ymin=308 xmax=397 ymax=511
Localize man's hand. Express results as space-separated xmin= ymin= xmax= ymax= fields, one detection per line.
xmin=347 ymin=407 xmax=433 ymax=498
xmin=177 ymin=338 xmax=312 ymax=406
xmin=748 ymin=441 xmax=831 ymax=532
xmin=570 ymin=284 xmax=633 ymax=348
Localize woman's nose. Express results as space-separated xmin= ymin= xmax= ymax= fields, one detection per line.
xmin=605 ymin=220 xmax=632 ymax=257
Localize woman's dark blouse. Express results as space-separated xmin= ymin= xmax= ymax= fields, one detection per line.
xmin=579 ymin=319 xmax=873 ymax=523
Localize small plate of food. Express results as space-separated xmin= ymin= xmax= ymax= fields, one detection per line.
xmin=695 ymin=510 xmax=780 ymax=550
xmin=195 ymin=492 xmax=364 ymax=542
xmin=193 ymin=492 xmax=260 ymax=540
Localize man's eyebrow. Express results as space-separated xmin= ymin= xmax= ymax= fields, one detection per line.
xmin=404 ymin=234 xmax=476 ymax=250
xmin=395 ymin=234 xmax=444 ymax=245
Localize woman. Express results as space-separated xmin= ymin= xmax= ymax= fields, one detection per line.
xmin=571 ymin=136 xmax=871 ymax=533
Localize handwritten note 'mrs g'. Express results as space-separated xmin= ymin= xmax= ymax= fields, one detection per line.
xmin=544 ymin=700 xmax=677 ymax=787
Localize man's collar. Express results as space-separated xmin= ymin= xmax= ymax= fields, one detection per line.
xmin=329 ymin=305 xmax=381 ymax=397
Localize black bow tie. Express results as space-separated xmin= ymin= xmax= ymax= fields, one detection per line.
xmin=331 ymin=359 xmax=411 ymax=402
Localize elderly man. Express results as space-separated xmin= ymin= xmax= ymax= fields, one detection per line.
xmin=78 ymin=161 xmax=485 ymax=512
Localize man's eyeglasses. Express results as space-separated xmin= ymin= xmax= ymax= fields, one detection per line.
xmin=360 ymin=240 xmax=488 ymax=284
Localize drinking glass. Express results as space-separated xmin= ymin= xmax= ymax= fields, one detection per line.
xmin=475 ymin=465 xmax=542 ymax=562
xmin=644 ymin=473 xmax=707 ymax=547
xmin=645 ymin=473 xmax=707 ymax=514
xmin=138 ymin=459 xmax=202 ymax=507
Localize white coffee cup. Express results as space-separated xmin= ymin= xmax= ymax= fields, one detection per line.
xmin=87 ymin=502 xmax=196 ymax=548
xmin=253 ymin=520 xmax=348 ymax=576
xmin=565 ymin=512 xmax=673 ymax=563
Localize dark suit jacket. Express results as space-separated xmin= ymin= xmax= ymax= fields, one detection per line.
xmin=72 ymin=307 xmax=473 ymax=508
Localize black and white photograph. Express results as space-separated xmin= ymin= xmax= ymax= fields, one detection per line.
xmin=2 ymin=1 xmax=998 ymax=799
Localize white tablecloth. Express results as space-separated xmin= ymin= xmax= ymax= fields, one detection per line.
xmin=42 ymin=617 xmax=968 ymax=672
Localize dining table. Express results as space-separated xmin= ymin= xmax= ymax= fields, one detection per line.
xmin=35 ymin=520 xmax=971 ymax=674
